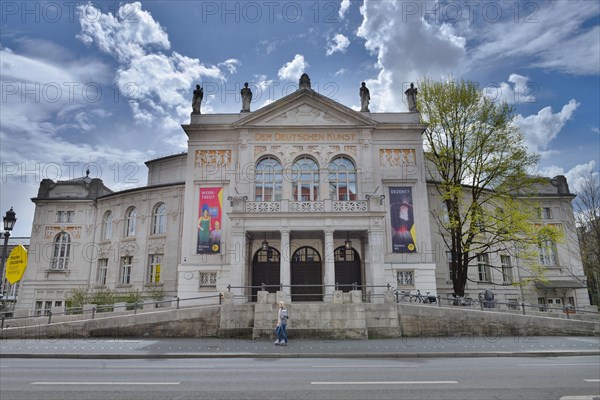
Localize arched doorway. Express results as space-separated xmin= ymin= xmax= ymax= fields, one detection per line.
xmin=291 ymin=246 xmax=322 ymax=301
xmin=334 ymin=246 xmax=362 ymax=292
xmin=251 ymin=247 xmax=281 ymax=302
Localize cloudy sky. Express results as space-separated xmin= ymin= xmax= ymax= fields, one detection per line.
xmin=1 ymin=0 xmax=599 ymax=236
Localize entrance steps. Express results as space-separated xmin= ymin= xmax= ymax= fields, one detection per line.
xmin=219 ymin=300 xmax=402 ymax=340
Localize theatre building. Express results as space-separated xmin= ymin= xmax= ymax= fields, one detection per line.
xmin=14 ymin=74 xmax=589 ymax=315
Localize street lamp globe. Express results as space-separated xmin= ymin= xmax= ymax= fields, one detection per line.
xmin=3 ymin=207 xmax=17 ymax=231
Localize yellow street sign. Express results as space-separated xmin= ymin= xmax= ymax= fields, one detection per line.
xmin=5 ymin=245 xmax=28 ymax=284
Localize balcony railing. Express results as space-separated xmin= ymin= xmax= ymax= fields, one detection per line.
xmin=245 ymin=200 xmax=369 ymax=213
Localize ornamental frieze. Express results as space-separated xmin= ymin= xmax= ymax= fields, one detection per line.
xmin=379 ymin=149 xmax=416 ymax=167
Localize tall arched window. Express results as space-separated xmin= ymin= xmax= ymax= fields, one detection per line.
xmin=255 ymin=157 xmax=283 ymax=201
xmin=328 ymin=156 xmax=357 ymax=201
xmin=292 ymin=156 xmax=319 ymax=201
xmin=125 ymin=207 xmax=137 ymax=237
xmin=152 ymin=203 xmax=166 ymax=235
xmin=51 ymin=232 xmax=71 ymax=270
xmin=102 ymin=211 xmax=113 ymax=240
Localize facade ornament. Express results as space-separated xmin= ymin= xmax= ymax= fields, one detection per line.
xmin=241 ymin=82 xmax=252 ymax=112
xmin=192 ymin=84 xmax=203 ymax=115
xmin=360 ymin=82 xmax=370 ymax=112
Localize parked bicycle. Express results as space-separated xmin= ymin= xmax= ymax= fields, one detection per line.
xmin=451 ymin=293 xmax=475 ymax=306
xmin=413 ymin=289 xmax=437 ymax=304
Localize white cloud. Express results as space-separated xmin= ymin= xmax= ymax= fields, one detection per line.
xmin=539 ymin=161 xmax=598 ymax=194
xmin=356 ymin=0 xmax=466 ymax=111
xmin=326 ymin=34 xmax=350 ymax=56
xmin=334 ymin=68 xmax=347 ymax=77
xmin=513 ymin=99 xmax=580 ymax=156
xmin=218 ymin=59 xmax=241 ymax=74
xmin=76 ymin=2 xmax=225 ymax=128
xmin=483 ymin=73 xmax=536 ymax=104
xmin=278 ymin=54 xmax=308 ymax=81
xmin=339 ymin=0 xmax=350 ymax=20
xmin=469 ymin=1 xmax=599 ymax=76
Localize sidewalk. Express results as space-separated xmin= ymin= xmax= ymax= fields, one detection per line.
xmin=1 ymin=336 xmax=598 ymax=359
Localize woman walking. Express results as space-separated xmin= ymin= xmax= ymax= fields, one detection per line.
xmin=274 ymin=301 xmax=288 ymax=346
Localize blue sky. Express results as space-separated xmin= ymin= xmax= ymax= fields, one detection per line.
xmin=1 ymin=0 xmax=599 ymax=236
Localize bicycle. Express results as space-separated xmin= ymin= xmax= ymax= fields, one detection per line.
xmin=413 ymin=290 xmax=437 ymax=304
xmin=396 ymin=290 xmax=412 ymax=303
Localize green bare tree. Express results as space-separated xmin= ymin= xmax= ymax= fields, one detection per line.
xmin=574 ymin=171 xmax=600 ymax=305
xmin=418 ymin=78 xmax=559 ymax=296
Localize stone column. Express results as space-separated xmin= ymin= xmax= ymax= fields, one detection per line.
xmin=280 ymin=229 xmax=291 ymax=296
xmin=367 ymin=217 xmax=386 ymax=303
xmin=228 ymin=226 xmax=247 ymax=301
xmin=323 ymin=229 xmax=335 ymax=302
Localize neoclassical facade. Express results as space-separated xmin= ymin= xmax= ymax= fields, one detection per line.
xmin=15 ymin=75 xmax=589 ymax=315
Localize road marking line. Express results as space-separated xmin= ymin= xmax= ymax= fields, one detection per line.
xmin=584 ymin=379 xmax=600 ymax=382
xmin=311 ymin=381 xmax=458 ymax=385
xmin=312 ymin=365 xmax=417 ymax=368
xmin=31 ymin=382 xmax=180 ymax=385
xmin=518 ymin=364 xmax=600 ymax=367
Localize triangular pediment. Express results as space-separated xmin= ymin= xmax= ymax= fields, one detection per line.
xmin=234 ymin=88 xmax=377 ymax=128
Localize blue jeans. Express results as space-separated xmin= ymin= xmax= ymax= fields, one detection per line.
xmin=277 ymin=323 xmax=287 ymax=343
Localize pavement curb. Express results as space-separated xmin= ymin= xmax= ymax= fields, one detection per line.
xmin=1 ymin=350 xmax=599 ymax=359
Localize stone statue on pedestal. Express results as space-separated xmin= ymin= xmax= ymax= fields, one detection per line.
xmin=360 ymin=82 xmax=370 ymax=112
xmin=241 ymin=82 xmax=252 ymax=112
xmin=405 ymin=83 xmax=418 ymax=112
xmin=192 ymin=84 xmax=203 ymax=114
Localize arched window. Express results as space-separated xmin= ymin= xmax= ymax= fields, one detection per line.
xmin=328 ymin=156 xmax=357 ymax=201
xmin=102 ymin=211 xmax=113 ymax=240
xmin=292 ymin=157 xmax=319 ymax=201
xmin=255 ymin=157 xmax=283 ymax=201
xmin=51 ymin=232 xmax=71 ymax=270
xmin=125 ymin=207 xmax=137 ymax=237
xmin=152 ymin=203 xmax=166 ymax=235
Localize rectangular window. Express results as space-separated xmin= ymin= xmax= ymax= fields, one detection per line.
xmin=446 ymin=251 xmax=453 ymax=281
xmin=147 ymin=254 xmax=163 ymax=284
xmin=501 ymin=255 xmax=513 ymax=284
xmin=396 ymin=270 xmax=415 ymax=287
xmin=57 ymin=211 xmax=75 ymax=222
xmin=542 ymin=207 xmax=552 ymax=219
xmin=507 ymin=299 xmax=519 ymax=310
xmin=539 ymin=240 xmax=557 ymax=266
xmin=97 ymin=258 xmax=108 ymax=286
xmin=35 ymin=300 xmax=53 ymax=316
xmin=120 ymin=256 xmax=133 ymax=285
xmin=477 ymin=253 xmax=491 ymax=282
xmin=199 ymin=272 xmax=217 ymax=287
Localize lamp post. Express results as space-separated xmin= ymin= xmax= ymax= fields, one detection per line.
xmin=0 ymin=207 xmax=17 ymax=298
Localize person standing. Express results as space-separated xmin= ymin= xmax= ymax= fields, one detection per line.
xmin=274 ymin=301 xmax=288 ymax=346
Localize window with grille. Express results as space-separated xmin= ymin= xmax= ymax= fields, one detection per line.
xmin=328 ymin=156 xmax=357 ymax=201
xmin=199 ymin=272 xmax=217 ymax=287
xmin=477 ymin=253 xmax=491 ymax=282
xmin=501 ymin=255 xmax=513 ymax=283
xmin=97 ymin=258 xmax=108 ymax=285
xmin=125 ymin=207 xmax=137 ymax=237
xmin=51 ymin=232 xmax=71 ymax=270
xmin=255 ymin=157 xmax=283 ymax=201
xmin=396 ymin=270 xmax=414 ymax=287
xmin=539 ymin=240 xmax=557 ymax=266
xmin=292 ymin=157 xmax=319 ymax=201
xmin=152 ymin=203 xmax=166 ymax=235
xmin=120 ymin=256 xmax=133 ymax=284
xmin=147 ymin=254 xmax=163 ymax=283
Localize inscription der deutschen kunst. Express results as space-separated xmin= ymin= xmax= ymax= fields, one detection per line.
xmin=254 ymin=133 xmax=356 ymax=142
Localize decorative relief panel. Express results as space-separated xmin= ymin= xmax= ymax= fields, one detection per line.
xmin=307 ymin=145 xmax=340 ymax=164
xmin=332 ymin=201 xmax=368 ymax=212
xmin=290 ymin=201 xmax=324 ymax=212
xmin=379 ymin=149 xmax=416 ymax=167
xmin=266 ymin=105 xmax=344 ymax=125
xmin=254 ymin=146 xmax=267 ymax=156
xmin=246 ymin=202 xmax=281 ymax=213
xmin=270 ymin=145 xmax=304 ymax=164
xmin=195 ymin=150 xmax=232 ymax=168
xmin=343 ymin=145 xmax=357 ymax=156
xmin=44 ymin=226 xmax=82 ymax=239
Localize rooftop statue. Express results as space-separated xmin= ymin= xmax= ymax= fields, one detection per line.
xmin=192 ymin=84 xmax=203 ymax=114
xmin=405 ymin=83 xmax=418 ymax=112
xmin=299 ymin=73 xmax=311 ymax=90
xmin=360 ymin=82 xmax=370 ymax=112
xmin=241 ymin=82 xmax=252 ymax=112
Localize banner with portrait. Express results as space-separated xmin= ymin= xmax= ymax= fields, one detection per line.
xmin=197 ymin=187 xmax=223 ymax=254
xmin=389 ymin=187 xmax=417 ymax=253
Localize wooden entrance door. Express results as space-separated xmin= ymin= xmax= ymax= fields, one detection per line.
xmin=334 ymin=246 xmax=361 ymax=292
xmin=251 ymin=247 xmax=280 ymax=302
xmin=291 ymin=247 xmax=322 ymax=301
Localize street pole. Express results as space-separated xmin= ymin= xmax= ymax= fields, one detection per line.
xmin=0 ymin=208 xmax=17 ymax=299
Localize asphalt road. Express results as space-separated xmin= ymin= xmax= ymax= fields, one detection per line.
xmin=1 ymin=356 xmax=599 ymax=400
